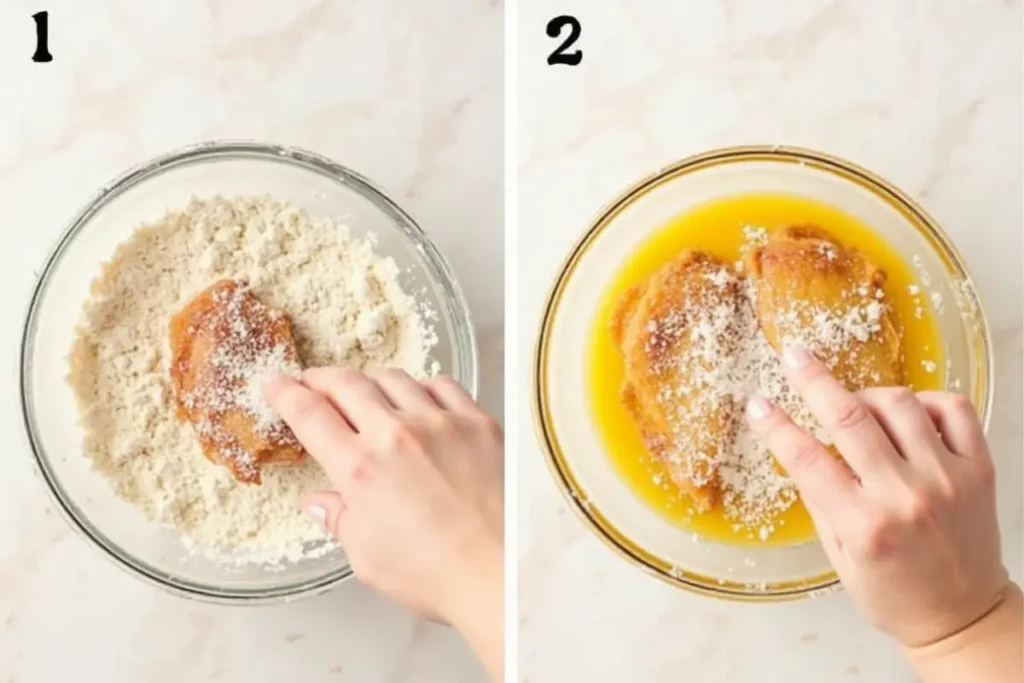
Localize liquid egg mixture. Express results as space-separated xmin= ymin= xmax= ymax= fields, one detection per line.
xmin=587 ymin=193 xmax=944 ymax=547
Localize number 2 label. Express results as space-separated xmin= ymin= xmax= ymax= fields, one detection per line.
xmin=546 ymin=15 xmax=582 ymax=66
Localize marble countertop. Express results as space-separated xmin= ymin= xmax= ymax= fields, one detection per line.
xmin=0 ymin=1 xmax=501 ymax=682
xmin=517 ymin=1 xmax=1022 ymax=682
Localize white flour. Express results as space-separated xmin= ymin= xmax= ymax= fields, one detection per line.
xmin=67 ymin=195 xmax=438 ymax=566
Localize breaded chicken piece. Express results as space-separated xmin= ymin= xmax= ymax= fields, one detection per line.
xmin=170 ymin=279 xmax=305 ymax=484
xmin=746 ymin=225 xmax=902 ymax=390
xmin=611 ymin=251 xmax=744 ymax=512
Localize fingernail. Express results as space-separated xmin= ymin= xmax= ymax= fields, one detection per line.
xmin=783 ymin=344 xmax=812 ymax=369
xmin=746 ymin=396 xmax=772 ymax=421
xmin=305 ymin=504 xmax=327 ymax=527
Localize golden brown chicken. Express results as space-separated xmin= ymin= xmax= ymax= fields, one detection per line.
xmin=611 ymin=251 xmax=744 ymax=512
xmin=170 ymin=279 xmax=305 ymax=484
xmin=746 ymin=225 xmax=902 ymax=390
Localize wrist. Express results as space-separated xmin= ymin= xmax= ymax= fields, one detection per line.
xmin=445 ymin=538 xmax=504 ymax=681
xmin=446 ymin=536 xmax=503 ymax=629
xmin=905 ymin=582 xmax=1023 ymax=683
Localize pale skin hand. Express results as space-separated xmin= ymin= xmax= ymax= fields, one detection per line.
xmin=747 ymin=345 xmax=1021 ymax=683
xmin=263 ymin=368 xmax=504 ymax=683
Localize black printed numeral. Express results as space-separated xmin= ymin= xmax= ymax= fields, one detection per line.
xmin=32 ymin=11 xmax=53 ymax=63
xmin=546 ymin=15 xmax=582 ymax=66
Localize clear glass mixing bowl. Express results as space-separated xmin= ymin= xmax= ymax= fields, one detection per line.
xmin=20 ymin=141 xmax=478 ymax=603
xmin=533 ymin=145 xmax=991 ymax=601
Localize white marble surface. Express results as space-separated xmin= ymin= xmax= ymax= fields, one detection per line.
xmin=0 ymin=1 xmax=502 ymax=682
xmin=518 ymin=1 xmax=1022 ymax=682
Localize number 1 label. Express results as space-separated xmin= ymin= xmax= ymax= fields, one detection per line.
xmin=32 ymin=11 xmax=53 ymax=63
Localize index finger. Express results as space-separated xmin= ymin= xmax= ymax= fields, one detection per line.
xmin=781 ymin=344 xmax=905 ymax=486
xmin=746 ymin=395 xmax=859 ymax=521
xmin=262 ymin=372 xmax=358 ymax=489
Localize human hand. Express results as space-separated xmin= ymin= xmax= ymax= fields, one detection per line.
xmin=262 ymin=368 xmax=504 ymax=676
xmin=746 ymin=345 xmax=1009 ymax=649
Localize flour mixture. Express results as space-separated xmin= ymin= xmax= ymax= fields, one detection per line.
xmin=67 ymin=195 xmax=438 ymax=565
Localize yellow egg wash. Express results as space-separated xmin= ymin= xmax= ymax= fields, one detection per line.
xmin=587 ymin=193 xmax=944 ymax=547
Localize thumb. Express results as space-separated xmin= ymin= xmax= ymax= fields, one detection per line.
xmin=302 ymin=490 xmax=346 ymax=543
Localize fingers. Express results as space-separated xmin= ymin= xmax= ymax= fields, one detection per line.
xmin=303 ymin=367 xmax=394 ymax=429
xmin=423 ymin=375 xmax=476 ymax=411
xmin=262 ymin=373 xmax=357 ymax=487
xmin=781 ymin=345 xmax=905 ymax=484
xmin=745 ymin=395 xmax=860 ymax=520
xmin=915 ymin=391 xmax=987 ymax=457
xmin=858 ymin=387 xmax=952 ymax=465
xmin=302 ymin=490 xmax=347 ymax=544
xmin=367 ymin=368 xmax=438 ymax=413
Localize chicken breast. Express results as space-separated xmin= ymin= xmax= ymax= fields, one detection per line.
xmin=746 ymin=225 xmax=902 ymax=390
xmin=611 ymin=251 xmax=744 ymax=512
xmin=170 ymin=279 xmax=305 ymax=484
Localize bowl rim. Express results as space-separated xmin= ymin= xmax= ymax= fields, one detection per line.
xmin=19 ymin=139 xmax=479 ymax=604
xmin=532 ymin=144 xmax=993 ymax=602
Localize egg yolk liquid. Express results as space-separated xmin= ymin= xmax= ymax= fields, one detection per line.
xmin=586 ymin=193 xmax=944 ymax=546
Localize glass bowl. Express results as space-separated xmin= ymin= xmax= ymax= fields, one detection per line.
xmin=20 ymin=140 xmax=478 ymax=603
xmin=533 ymin=145 xmax=991 ymax=601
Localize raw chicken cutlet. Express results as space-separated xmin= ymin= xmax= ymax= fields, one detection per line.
xmin=609 ymin=226 xmax=905 ymax=516
xmin=170 ymin=278 xmax=306 ymax=484
xmin=611 ymin=251 xmax=744 ymax=512
xmin=746 ymin=225 xmax=903 ymax=390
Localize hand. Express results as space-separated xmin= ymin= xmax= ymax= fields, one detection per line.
xmin=263 ymin=368 xmax=504 ymax=678
xmin=746 ymin=345 xmax=1009 ymax=649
